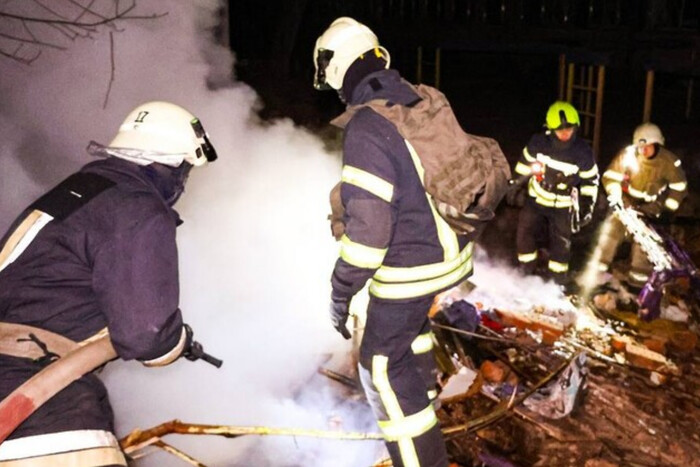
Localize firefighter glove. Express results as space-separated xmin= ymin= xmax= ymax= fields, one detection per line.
xmin=329 ymin=298 xmax=352 ymax=340
xmin=505 ymin=177 xmax=527 ymax=206
xmin=638 ymin=201 xmax=663 ymax=219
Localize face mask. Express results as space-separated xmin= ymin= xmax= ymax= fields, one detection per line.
xmin=140 ymin=162 xmax=193 ymax=207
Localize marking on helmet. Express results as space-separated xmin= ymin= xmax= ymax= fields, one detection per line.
xmin=135 ymin=111 xmax=149 ymax=123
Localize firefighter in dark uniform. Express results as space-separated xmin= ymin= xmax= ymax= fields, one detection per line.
xmin=315 ymin=17 xmax=475 ymax=467
xmin=513 ymin=101 xmax=599 ymax=286
xmin=0 ymin=101 xmax=218 ymax=465
xmin=597 ymin=122 xmax=688 ymax=287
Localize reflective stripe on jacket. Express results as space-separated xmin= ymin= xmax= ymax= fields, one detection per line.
xmin=330 ymin=70 xmax=472 ymax=302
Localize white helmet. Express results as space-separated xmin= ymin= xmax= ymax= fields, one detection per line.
xmin=313 ymin=17 xmax=390 ymax=90
xmin=106 ymin=101 xmax=218 ymax=167
xmin=633 ymin=122 xmax=665 ymax=146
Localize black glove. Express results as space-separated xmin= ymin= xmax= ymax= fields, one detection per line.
xmin=505 ymin=177 xmax=527 ymax=206
xmin=329 ymin=298 xmax=352 ymax=340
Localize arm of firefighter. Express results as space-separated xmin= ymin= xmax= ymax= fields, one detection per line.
xmin=92 ymin=194 xmax=185 ymax=365
xmin=513 ymin=143 xmax=538 ymax=179
xmin=578 ymin=150 xmax=600 ymax=215
xmin=602 ymin=151 xmax=625 ymax=204
xmin=663 ymin=155 xmax=688 ymax=212
xmin=331 ymin=110 xmax=398 ymax=301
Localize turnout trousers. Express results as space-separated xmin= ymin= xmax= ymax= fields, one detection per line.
xmin=597 ymin=214 xmax=653 ymax=286
xmin=358 ymin=295 xmax=448 ymax=467
xmin=516 ymin=198 xmax=572 ymax=283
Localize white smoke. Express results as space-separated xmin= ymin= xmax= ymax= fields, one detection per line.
xmin=0 ymin=1 xmax=382 ymax=465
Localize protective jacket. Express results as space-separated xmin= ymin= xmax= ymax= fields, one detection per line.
xmin=0 ymin=157 xmax=186 ymax=443
xmin=514 ymin=132 xmax=599 ymax=214
xmin=602 ymin=146 xmax=687 ymax=214
xmin=330 ymin=69 xmax=473 ymax=303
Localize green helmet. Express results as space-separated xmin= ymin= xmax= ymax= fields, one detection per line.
xmin=545 ymin=101 xmax=580 ymax=130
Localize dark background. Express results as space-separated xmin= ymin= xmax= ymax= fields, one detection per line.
xmin=227 ymin=0 xmax=700 ymax=264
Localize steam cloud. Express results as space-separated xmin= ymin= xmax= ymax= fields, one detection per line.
xmin=0 ymin=1 xmax=382 ymax=465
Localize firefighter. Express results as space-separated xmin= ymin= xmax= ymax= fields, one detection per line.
xmin=597 ymin=122 xmax=688 ymax=287
xmin=0 ymin=101 xmax=218 ymax=465
xmin=511 ymin=101 xmax=599 ymax=286
xmin=315 ymin=17 xmax=478 ymax=467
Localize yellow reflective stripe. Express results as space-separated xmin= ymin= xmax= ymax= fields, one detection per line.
xmin=372 ymin=355 xmax=404 ymax=419
xmin=603 ymin=170 xmax=625 ymax=182
xmin=668 ymin=181 xmax=687 ymax=191
xmin=375 ymin=243 xmax=473 ymax=283
xmin=627 ymin=186 xmax=657 ymax=202
xmin=531 ymin=180 xmax=557 ymax=200
xmin=580 ymin=185 xmax=599 ymax=197
xmin=665 ymin=198 xmax=680 ymax=211
xmin=579 ymin=165 xmax=599 ymax=179
xmin=411 ymin=333 xmax=434 ymax=355
xmin=518 ymin=251 xmax=538 ymax=263
xmin=515 ymin=161 xmax=532 ymax=176
xmin=523 ymin=147 xmax=536 ymax=162
xmin=340 ymin=234 xmax=387 ymax=269
xmin=536 ymin=153 xmax=579 ymax=175
xmin=370 ymin=255 xmax=473 ymax=299
xmin=0 ymin=210 xmax=54 ymax=274
xmin=405 ymin=141 xmax=459 ymax=261
xmin=548 ymin=260 xmax=569 ymax=273
xmin=378 ymin=405 xmax=438 ymax=442
xmin=341 ymin=165 xmax=394 ymax=203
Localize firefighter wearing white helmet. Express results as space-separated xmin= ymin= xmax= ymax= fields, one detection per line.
xmin=317 ymin=16 xmax=479 ymax=467
xmin=0 ymin=101 xmax=219 ymax=464
xmin=597 ymin=122 xmax=687 ymax=288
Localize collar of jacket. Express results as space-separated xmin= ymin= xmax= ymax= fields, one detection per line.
xmin=347 ymin=69 xmax=419 ymax=106
xmin=81 ymin=158 xmax=182 ymax=225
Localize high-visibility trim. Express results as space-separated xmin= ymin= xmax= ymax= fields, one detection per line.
xmin=375 ymin=243 xmax=473 ymax=283
xmin=665 ymin=198 xmax=680 ymax=211
xmin=548 ymin=260 xmax=569 ymax=273
xmin=523 ymin=147 xmax=536 ymax=162
xmin=427 ymin=389 xmax=438 ymax=401
xmin=603 ymin=170 xmax=625 ymax=182
xmin=404 ymin=141 xmax=459 ymax=261
xmin=668 ymin=181 xmax=687 ymax=192
xmin=518 ymin=251 xmax=538 ymax=263
xmin=378 ymin=405 xmax=438 ymax=442
xmin=580 ymin=185 xmax=599 ymax=197
xmin=341 ymin=165 xmax=394 ymax=203
xmin=0 ymin=447 xmax=126 ymax=467
xmin=0 ymin=430 xmax=122 ymax=461
xmin=579 ymin=165 xmax=599 ymax=179
xmin=369 ymin=251 xmax=473 ymax=300
xmin=515 ymin=161 xmax=532 ymax=176
xmin=411 ymin=333 xmax=434 ymax=355
xmin=529 ymin=181 xmax=573 ymax=208
xmin=339 ymin=234 xmax=387 ymax=269
xmin=142 ymin=327 xmax=188 ymax=367
xmin=535 ymin=153 xmax=579 ymax=175
xmin=372 ymin=355 xmax=421 ymax=466
xmin=674 ymin=159 xmax=682 ymax=167
xmin=0 ymin=210 xmax=54 ymax=274
xmin=626 ymin=186 xmax=657 ymax=202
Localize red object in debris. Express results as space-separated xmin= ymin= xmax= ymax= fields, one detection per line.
xmin=481 ymin=314 xmax=504 ymax=332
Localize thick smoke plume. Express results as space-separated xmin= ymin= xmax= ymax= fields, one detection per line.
xmin=0 ymin=1 xmax=382 ymax=465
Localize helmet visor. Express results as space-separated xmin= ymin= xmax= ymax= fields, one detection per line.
xmin=191 ymin=118 xmax=218 ymax=163
xmin=314 ymin=49 xmax=334 ymax=90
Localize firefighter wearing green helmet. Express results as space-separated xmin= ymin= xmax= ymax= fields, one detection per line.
xmin=508 ymin=101 xmax=599 ymax=287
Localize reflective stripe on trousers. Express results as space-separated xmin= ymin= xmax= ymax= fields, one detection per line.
xmin=0 ymin=430 xmax=126 ymax=466
xmin=358 ymin=296 xmax=448 ymax=467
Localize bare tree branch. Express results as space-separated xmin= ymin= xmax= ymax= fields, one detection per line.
xmin=103 ymin=31 xmax=115 ymax=109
